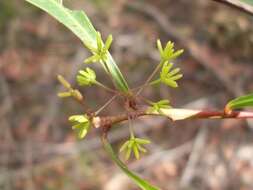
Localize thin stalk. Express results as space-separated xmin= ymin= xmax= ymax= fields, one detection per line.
xmin=95 ymin=81 xmax=118 ymax=94
xmin=95 ymin=95 xmax=118 ymax=115
xmin=149 ymin=79 xmax=161 ymax=86
xmin=136 ymin=95 xmax=154 ymax=105
xmin=136 ymin=62 xmax=163 ymax=96
xmin=132 ymin=79 xmax=160 ymax=91
xmin=132 ymin=83 xmax=152 ymax=91
xmin=128 ymin=116 xmax=135 ymax=138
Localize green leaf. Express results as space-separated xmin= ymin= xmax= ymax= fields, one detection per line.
xmin=157 ymin=39 xmax=184 ymax=63
xmin=102 ymin=135 xmax=160 ymax=190
xmin=226 ymin=93 xmax=253 ymax=111
xmin=160 ymin=62 xmax=183 ymax=88
xmin=135 ymin=138 xmax=151 ymax=144
xmin=25 ymin=0 xmax=130 ymax=94
xmin=133 ymin=145 xmax=140 ymax=159
xmin=119 ymin=141 xmax=129 ymax=152
xmin=105 ymin=34 xmax=113 ymax=51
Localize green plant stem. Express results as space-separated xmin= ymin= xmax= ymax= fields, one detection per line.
xmin=136 ymin=62 xmax=163 ymax=96
xmin=94 ymin=81 xmax=117 ymax=94
xmin=132 ymin=80 xmax=160 ymax=91
xmin=132 ymin=83 xmax=151 ymax=91
xmin=137 ymin=96 xmax=154 ymax=105
xmin=149 ymin=79 xmax=161 ymax=86
xmin=101 ymin=131 xmax=160 ymax=190
xmin=128 ymin=116 xmax=135 ymax=138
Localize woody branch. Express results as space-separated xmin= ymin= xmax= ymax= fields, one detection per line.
xmin=92 ymin=108 xmax=253 ymax=129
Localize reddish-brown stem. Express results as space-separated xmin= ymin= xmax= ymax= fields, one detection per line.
xmin=93 ymin=110 xmax=146 ymax=129
xmin=93 ymin=109 xmax=253 ymax=129
xmin=193 ymin=110 xmax=253 ymax=119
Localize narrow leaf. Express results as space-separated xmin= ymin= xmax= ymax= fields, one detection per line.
xmin=133 ymin=145 xmax=140 ymax=159
xmin=102 ymin=135 xmax=160 ymax=190
xmin=119 ymin=141 xmax=129 ymax=152
xmin=226 ymin=93 xmax=253 ymax=110
xmin=25 ymin=0 xmax=130 ymax=93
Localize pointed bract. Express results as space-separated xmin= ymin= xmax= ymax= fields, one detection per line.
xmin=157 ymin=40 xmax=184 ymax=63
xmin=119 ymin=137 xmax=151 ymax=160
xmin=160 ymin=62 xmax=183 ymax=88
xmin=68 ymin=114 xmax=90 ymax=139
xmin=77 ymin=67 xmax=96 ymax=86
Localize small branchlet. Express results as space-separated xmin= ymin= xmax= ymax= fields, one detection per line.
xmin=150 ymin=62 xmax=183 ymax=88
xmin=135 ymin=40 xmax=184 ymax=96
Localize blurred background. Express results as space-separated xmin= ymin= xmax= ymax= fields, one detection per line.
xmin=1 ymin=0 xmax=253 ymax=189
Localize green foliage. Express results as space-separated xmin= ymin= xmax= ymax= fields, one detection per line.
xmin=25 ymin=0 xmax=130 ymax=93
xmin=148 ymin=99 xmax=171 ymax=115
xmin=157 ymin=39 xmax=184 ymax=63
xmin=69 ymin=115 xmax=90 ymax=139
xmin=26 ymin=1 xmax=253 ymax=189
xmin=77 ymin=68 xmax=96 ymax=86
xmin=103 ymin=136 xmax=160 ymax=190
xmin=148 ymin=40 xmax=184 ymax=89
xmin=85 ymin=32 xmax=113 ymax=64
xmin=160 ymin=62 xmax=183 ymax=88
xmin=24 ymin=1 xmax=253 ymax=189
xmin=226 ymin=93 xmax=253 ymax=111
xmin=151 ymin=62 xmax=183 ymax=88
xmin=120 ymin=137 xmax=151 ymax=160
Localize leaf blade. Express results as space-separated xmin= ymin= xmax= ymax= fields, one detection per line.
xmin=25 ymin=0 xmax=130 ymax=93
xmin=226 ymin=93 xmax=253 ymax=110
xmin=102 ymin=135 xmax=160 ymax=190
